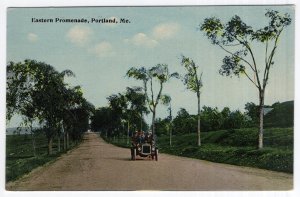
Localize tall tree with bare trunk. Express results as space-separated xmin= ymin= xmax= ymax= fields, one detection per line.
xmin=180 ymin=56 xmax=203 ymax=146
xmin=200 ymin=10 xmax=291 ymax=149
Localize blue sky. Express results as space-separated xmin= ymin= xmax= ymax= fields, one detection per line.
xmin=6 ymin=6 xmax=295 ymax=127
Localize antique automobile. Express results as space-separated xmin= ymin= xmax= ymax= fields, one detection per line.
xmin=130 ymin=131 xmax=158 ymax=161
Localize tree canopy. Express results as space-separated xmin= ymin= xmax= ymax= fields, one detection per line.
xmin=6 ymin=59 xmax=93 ymax=154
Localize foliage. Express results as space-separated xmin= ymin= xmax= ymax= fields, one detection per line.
xmin=126 ymin=64 xmax=178 ymax=136
xmin=244 ymin=102 xmax=260 ymax=125
xmin=90 ymin=107 xmax=113 ymax=135
xmin=125 ymin=86 xmax=149 ymax=131
xmin=91 ymin=88 xmax=149 ymax=138
xmin=243 ymin=101 xmax=294 ymax=128
xmin=154 ymin=117 xmax=171 ymax=136
xmin=106 ymin=93 xmax=127 ymax=137
xmin=6 ymin=60 xmax=92 ymax=154
xmin=168 ymin=106 xmax=249 ymax=135
xmin=172 ymin=108 xmax=196 ymax=134
xmin=180 ymin=56 xmax=203 ymax=93
xmin=155 ymin=100 xmax=292 ymax=139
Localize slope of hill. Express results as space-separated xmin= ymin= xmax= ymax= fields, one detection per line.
xmin=264 ymin=101 xmax=294 ymax=128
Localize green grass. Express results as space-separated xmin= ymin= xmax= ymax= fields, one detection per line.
xmin=6 ymin=133 xmax=78 ymax=182
xmin=103 ymin=127 xmax=293 ymax=173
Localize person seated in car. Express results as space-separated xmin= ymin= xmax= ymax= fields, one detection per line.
xmin=137 ymin=130 xmax=145 ymax=144
xmin=132 ymin=131 xmax=138 ymax=146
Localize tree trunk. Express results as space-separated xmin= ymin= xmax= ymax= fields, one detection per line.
xmin=58 ymin=134 xmax=61 ymax=152
xmin=64 ymin=132 xmax=66 ymax=150
xmin=62 ymin=123 xmax=66 ymax=151
xmin=30 ymin=125 xmax=36 ymax=157
xmin=152 ymin=108 xmax=156 ymax=136
xmin=169 ymin=125 xmax=172 ymax=146
xmin=66 ymin=132 xmax=69 ymax=149
xmin=258 ymin=89 xmax=265 ymax=149
xmin=197 ymin=92 xmax=201 ymax=146
xmin=140 ymin=113 xmax=143 ymax=131
xmin=48 ymin=137 xmax=53 ymax=155
xmin=127 ymin=121 xmax=130 ymax=145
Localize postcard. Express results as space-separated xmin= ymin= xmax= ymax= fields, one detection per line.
xmin=4 ymin=4 xmax=295 ymax=192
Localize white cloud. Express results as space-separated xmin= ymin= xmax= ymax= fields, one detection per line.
xmin=66 ymin=25 xmax=93 ymax=46
xmin=125 ymin=33 xmax=158 ymax=48
xmin=124 ymin=22 xmax=180 ymax=49
xmin=27 ymin=33 xmax=38 ymax=42
xmin=89 ymin=41 xmax=114 ymax=57
xmin=152 ymin=22 xmax=180 ymax=40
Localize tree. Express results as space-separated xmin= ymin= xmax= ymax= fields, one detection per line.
xmin=107 ymin=93 xmax=127 ymax=138
xmin=244 ymin=102 xmax=260 ymax=126
xmin=181 ymin=56 xmax=203 ymax=146
xmin=154 ymin=117 xmax=170 ymax=136
xmin=172 ymin=108 xmax=196 ymax=135
xmin=200 ymin=10 xmax=291 ymax=149
xmin=6 ymin=59 xmax=88 ymax=155
xmin=90 ymin=107 xmax=113 ymax=136
xmin=126 ymin=87 xmax=149 ymax=129
xmin=126 ymin=64 xmax=178 ymax=137
xmin=30 ymin=61 xmax=75 ymax=155
xmin=201 ymin=106 xmax=223 ymax=131
xmin=68 ymin=100 xmax=94 ymax=144
xmin=125 ymin=86 xmax=149 ymax=144
xmin=7 ymin=61 xmax=40 ymax=156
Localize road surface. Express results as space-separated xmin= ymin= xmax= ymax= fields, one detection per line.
xmin=6 ymin=132 xmax=293 ymax=191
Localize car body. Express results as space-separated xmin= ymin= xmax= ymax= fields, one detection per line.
xmin=130 ymin=131 xmax=158 ymax=161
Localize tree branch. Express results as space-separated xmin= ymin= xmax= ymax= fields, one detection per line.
xmin=155 ymin=81 xmax=164 ymax=108
xmin=217 ymin=43 xmax=255 ymax=73
xmin=143 ymin=80 xmax=152 ymax=112
xmin=263 ymin=40 xmax=269 ymax=84
xmin=245 ymin=43 xmax=262 ymax=90
xmin=243 ymin=70 xmax=260 ymax=89
xmin=263 ymin=31 xmax=281 ymax=88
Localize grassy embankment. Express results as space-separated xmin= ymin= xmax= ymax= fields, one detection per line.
xmin=6 ymin=132 xmax=78 ymax=182
xmin=103 ymin=127 xmax=293 ymax=173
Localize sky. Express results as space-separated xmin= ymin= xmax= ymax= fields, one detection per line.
xmin=6 ymin=5 xmax=295 ymax=127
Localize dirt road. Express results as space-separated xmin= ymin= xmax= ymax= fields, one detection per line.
xmin=6 ymin=132 xmax=293 ymax=191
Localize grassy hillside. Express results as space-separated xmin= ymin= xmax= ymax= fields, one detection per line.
xmin=104 ymin=127 xmax=293 ymax=173
xmin=159 ymin=127 xmax=293 ymax=173
xmin=264 ymin=101 xmax=294 ymax=128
